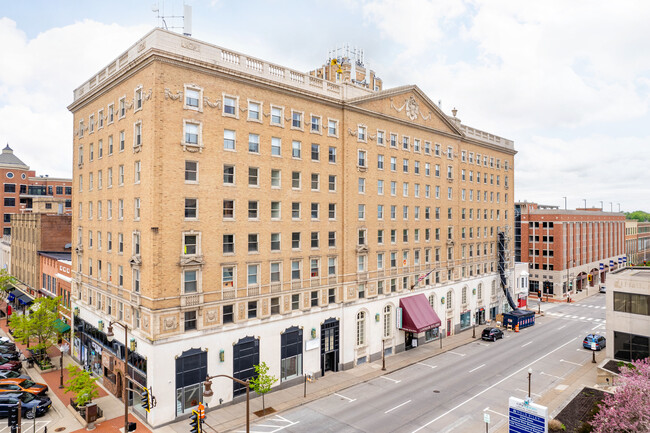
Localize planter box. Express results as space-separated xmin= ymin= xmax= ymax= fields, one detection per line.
xmin=66 ymin=403 xmax=105 ymax=428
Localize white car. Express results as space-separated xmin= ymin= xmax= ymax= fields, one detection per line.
xmin=599 ymin=285 xmax=606 ymax=293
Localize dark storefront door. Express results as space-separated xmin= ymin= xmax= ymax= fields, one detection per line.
xmin=405 ymin=331 xmax=415 ymax=350
xmin=320 ymin=318 xmax=339 ymax=376
xmin=233 ymin=336 xmax=259 ymax=396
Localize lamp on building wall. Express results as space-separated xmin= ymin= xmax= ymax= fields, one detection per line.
xmin=375 ymin=313 xmax=380 ymax=322
xmin=441 ymin=297 xmax=445 ymax=304
xmin=219 ymin=349 xmax=225 ymax=363
xmin=129 ymin=338 xmax=137 ymax=352
xmin=98 ymin=320 xmax=104 ymax=331
xmin=74 ymin=307 xmax=80 ymax=316
xmin=311 ymin=328 xmax=317 ymax=339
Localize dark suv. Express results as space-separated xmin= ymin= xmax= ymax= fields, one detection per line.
xmin=482 ymin=327 xmax=504 ymax=341
xmin=0 ymin=392 xmax=51 ymax=419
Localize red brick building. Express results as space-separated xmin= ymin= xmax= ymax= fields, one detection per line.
xmin=0 ymin=144 xmax=72 ymax=236
xmin=515 ymin=202 xmax=625 ymax=299
xmin=638 ymin=221 xmax=650 ymax=265
xmin=39 ymin=251 xmax=72 ymax=329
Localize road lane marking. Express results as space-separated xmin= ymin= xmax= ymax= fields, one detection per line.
xmin=469 ymin=364 xmax=485 ymax=373
xmin=578 ymin=316 xmax=586 ymax=320
xmin=558 ymin=325 xmax=567 ymax=330
xmin=379 ymin=376 xmax=401 ymax=384
xmin=592 ymin=324 xmax=605 ymax=331
xmin=540 ymin=371 xmax=564 ymax=380
xmin=416 ymin=362 xmax=437 ymax=369
xmin=521 ymin=341 xmax=533 ymax=347
xmin=483 ymin=407 xmax=507 ymax=418
xmin=410 ymin=337 xmax=578 ymax=433
xmin=560 ymin=359 xmax=583 ymax=366
xmin=516 ymin=388 xmax=541 ymax=397
xmin=385 ymin=399 xmax=412 ymax=414
xmin=334 ymin=393 xmax=356 ymax=402
xmin=448 ymin=351 xmax=466 ymax=357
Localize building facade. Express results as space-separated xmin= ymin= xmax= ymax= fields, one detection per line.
xmin=638 ymin=222 xmax=650 ymax=265
xmin=515 ymin=202 xmax=625 ymax=298
xmin=39 ymin=252 xmax=72 ymax=326
xmin=605 ymin=267 xmax=650 ymax=362
xmin=0 ymin=145 xmax=72 ymax=236
xmin=68 ymin=29 xmax=516 ymax=426
xmin=10 ymin=201 xmax=72 ymax=295
xmin=625 ymin=220 xmax=638 ymax=266
xmin=0 ymin=235 xmax=10 ymax=273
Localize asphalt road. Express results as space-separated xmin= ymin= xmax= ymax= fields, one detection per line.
xmin=232 ymin=292 xmax=607 ymax=433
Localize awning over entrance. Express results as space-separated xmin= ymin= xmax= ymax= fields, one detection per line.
xmin=399 ymin=294 xmax=442 ymax=333
xmin=53 ymin=318 xmax=71 ymax=334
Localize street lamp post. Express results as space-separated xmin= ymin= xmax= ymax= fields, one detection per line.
xmin=528 ymin=368 xmax=533 ymax=399
xmin=381 ymin=340 xmax=386 ymax=371
xmin=204 ymin=375 xmax=251 ymax=433
xmin=106 ymin=322 xmax=129 ymax=433
xmin=59 ymin=343 xmax=69 ymax=389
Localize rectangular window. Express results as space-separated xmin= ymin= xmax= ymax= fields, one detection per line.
xmin=328 ymin=119 xmax=338 ymax=136
xmin=185 ymin=161 xmax=198 ymax=182
xmin=271 ymin=169 xmax=281 ymax=188
xmin=271 ymin=201 xmax=281 ymax=219
xmin=271 ymin=233 xmax=281 ymax=251
xmin=224 ymin=129 xmax=235 ymax=150
xmin=184 ymin=311 xmax=197 ymax=331
xmin=186 ymin=88 xmax=200 ymax=108
xmin=271 ymin=137 xmax=281 ymax=156
xmin=248 ymin=233 xmax=259 ymax=252
xmin=223 ymin=165 xmax=235 ymax=185
xmin=311 ymin=115 xmax=320 ymax=132
xmin=311 ymin=173 xmax=320 ymax=190
xmin=184 ymin=270 xmax=197 ymax=293
xmin=248 ymin=200 xmax=259 ymax=219
xmin=223 ymin=234 xmax=234 ymax=254
xmin=328 ymin=175 xmax=336 ymax=192
xmin=223 ymin=305 xmax=234 ymax=323
xmin=185 ymin=123 xmax=199 ymax=144
xmin=248 ymin=101 xmax=260 ymax=120
xmin=328 ymin=146 xmax=336 ymax=163
xmin=271 ymin=107 xmax=282 ymax=125
xmin=185 ymin=198 xmax=197 ymax=219
xmin=247 ymin=264 xmax=259 ymax=286
xmin=248 ymin=167 xmax=259 ymax=187
xmin=292 ymin=232 xmax=301 ymax=249
xmin=292 ymin=294 xmax=300 ymax=310
xmin=292 ymin=111 xmax=302 ymax=128
xmin=224 ymin=96 xmax=237 ymax=115
xmin=311 ymin=144 xmax=320 ymax=161
xmin=223 ymin=200 xmax=234 ymax=219
xmin=291 ymin=261 xmax=301 ymax=280
xmin=248 ymin=133 xmax=260 ymax=153
xmin=328 ymin=231 xmax=336 ymax=247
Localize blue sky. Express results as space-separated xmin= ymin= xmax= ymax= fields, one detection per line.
xmin=1 ymin=0 xmax=649 ymax=212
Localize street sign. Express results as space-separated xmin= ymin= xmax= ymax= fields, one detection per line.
xmin=484 ymin=413 xmax=491 ymax=424
xmin=509 ymin=396 xmax=548 ymax=433
xmin=591 ymin=342 xmax=597 ymax=351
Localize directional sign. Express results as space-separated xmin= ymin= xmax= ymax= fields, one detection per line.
xmin=484 ymin=413 xmax=491 ymax=424
xmin=509 ymin=396 xmax=548 ymax=433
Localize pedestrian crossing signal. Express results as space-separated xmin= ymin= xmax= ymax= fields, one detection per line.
xmin=588 ymin=274 xmax=593 ymax=282
xmin=190 ymin=410 xmax=201 ymax=433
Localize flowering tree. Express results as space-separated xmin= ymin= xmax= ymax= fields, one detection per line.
xmin=590 ymin=357 xmax=650 ymax=433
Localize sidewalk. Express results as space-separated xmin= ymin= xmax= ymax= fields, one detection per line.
xmin=166 ymin=328 xmax=483 ymax=433
xmin=0 ymin=318 xmax=152 ymax=433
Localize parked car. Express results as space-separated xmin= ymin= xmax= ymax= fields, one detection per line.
xmin=0 ymin=392 xmax=51 ymax=418
xmin=481 ymin=327 xmax=504 ymax=341
xmin=599 ymin=285 xmax=606 ymax=293
xmin=0 ymin=378 xmax=48 ymax=396
xmin=0 ymin=351 xmax=20 ymax=362
xmin=0 ymin=341 xmax=16 ymax=351
xmin=0 ymin=357 xmax=21 ymax=372
xmin=583 ymin=334 xmax=606 ymax=351
xmin=0 ymin=370 xmax=29 ymax=380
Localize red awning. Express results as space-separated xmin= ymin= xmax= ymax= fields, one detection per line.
xmin=399 ymin=294 xmax=442 ymax=333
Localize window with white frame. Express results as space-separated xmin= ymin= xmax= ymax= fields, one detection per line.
xmin=224 ymin=129 xmax=235 ymax=150
xmin=133 ymin=122 xmax=142 ymax=148
xmin=356 ymin=311 xmax=366 ymax=346
xmin=185 ymin=87 xmax=201 ymax=110
xmin=223 ymin=95 xmax=237 ymax=116
xmin=184 ymin=269 xmax=198 ymax=293
xmin=271 ymin=137 xmax=281 ymax=156
xmin=271 ymin=106 xmax=283 ymax=125
xmin=383 ymin=305 xmax=392 ymax=337
xmin=248 ymin=100 xmax=260 ymax=121
xmin=328 ymin=119 xmax=338 ymax=136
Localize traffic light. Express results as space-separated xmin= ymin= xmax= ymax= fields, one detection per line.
xmin=141 ymin=387 xmax=151 ymax=412
xmin=7 ymin=405 xmax=19 ymax=427
xmin=588 ymin=274 xmax=592 ymax=282
xmin=127 ymin=422 xmax=137 ymax=432
xmin=190 ymin=410 xmax=201 ymax=433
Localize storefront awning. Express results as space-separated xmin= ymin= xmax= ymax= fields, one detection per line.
xmin=399 ymin=294 xmax=442 ymax=333
xmin=17 ymin=294 xmax=33 ymax=306
xmin=53 ymin=318 xmax=71 ymax=334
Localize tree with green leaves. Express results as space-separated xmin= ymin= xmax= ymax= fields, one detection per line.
xmin=249 ymin=361 xmax=278 ymax=414
xmin=65 ymin=365 xmax=99 ymax=407
xmin=9 ymin=296 xmax=61 ymax=360
xmin=0 ymin=268 xmax=15 ymax=292
xmin=625 ymin=210 xmax=650 ymax=222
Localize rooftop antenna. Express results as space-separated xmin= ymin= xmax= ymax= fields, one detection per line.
xmin=152 ymin=2 xmax=190 ymax=36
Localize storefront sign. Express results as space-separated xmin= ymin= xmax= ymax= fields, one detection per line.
xmin=509 ymin=396 xmax=547 ymax=433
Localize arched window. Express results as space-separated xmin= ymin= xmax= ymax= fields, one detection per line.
xmin=356 ymin=311 xmax=366 ymax=346
xmin=462 ymin=286 xmax=468 ymax=304
xmin=477 ymin=283 xmax=483 ymax=300
xmin=383 ymin=305 xmax=392 ymax=338
xmin=446 ymin=290 xmax=453 ymax=309
xmin=428 ymin=294 xmax=436 ymax=310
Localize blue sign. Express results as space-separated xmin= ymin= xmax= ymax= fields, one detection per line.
xmin=623 ymin=257 xmax=627 ymax=263
xmin=610 ymin=260 xmax=614 ymax=266
xmin=509 ymin=397 xmax=547 ymax=433
xmin=618 ymin=257 xmax=623 ymax=264
xmin=599 ymin=263 xmax=604 ymax=270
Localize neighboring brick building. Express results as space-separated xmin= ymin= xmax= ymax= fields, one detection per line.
xmin=625 ymin=220 xmax=638 ymax=266
xmin=69 ymin=28 xmax=516 ymax=425
xmin=515 ymin=202 xmax=625 ymax=299
xmin=39 ymin=251 xmax=72 ymax=328
xmin=10 ymin=198 xmax=72 ymax=296
xmin=638 ymin=221 xmax=650 ymax=265
xmin=0 ymin=145 xmax=72 ymax=236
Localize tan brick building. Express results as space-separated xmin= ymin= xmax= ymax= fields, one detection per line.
xmin=69 ymin=29 xmax=516 ymax=426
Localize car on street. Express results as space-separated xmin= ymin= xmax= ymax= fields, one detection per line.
xmin=0 ymin=357 xmax=21 ymax=371
xmin=0 ymin=341 xmax=17 ymax=351
xmin=481 ymin=327 xmax=504 ymax=341
xmin=599 ymin=285 xmax=606 ymax=293
xmin=0 ymin=370 xmax=29 ymax=380
xmin=0 ymin=392 xmax=51 ymax=418
xmin=583 ymin=334 xmax=606 ymax=351
xmin=0 ymin=378 xmax=48 ymax=396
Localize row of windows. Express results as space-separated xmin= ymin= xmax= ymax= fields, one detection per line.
xmin=78 ymin=127 xmax=133 ymax=166
xmin=3 ymin=184 xmax=72 ymax=195
xmin=78 ymin=163 xmax=139 ymax=193
xmin=78 ymin=87 xmax=144 ymax=138
xmin=78 ymin=197 xmax=140 ymax=221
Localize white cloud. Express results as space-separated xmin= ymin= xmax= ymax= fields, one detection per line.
xmin=0 ymin=18 xmax=150 ymax=178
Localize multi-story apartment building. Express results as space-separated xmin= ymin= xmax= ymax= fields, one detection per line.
xmin=68 ymin=28 xmax=516 ymax=426
xmin=605 ymin=267 xmax=650 ymax=362
xmin=0 ymin=145 xmax=72 ymax=236
xmin=515 ymin=202 xmax=625 ymax=299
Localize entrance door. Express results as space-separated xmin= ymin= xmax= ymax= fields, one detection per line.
xmin=320 ymin=318 xmax=339 ymax=376
xmin=446 ymin=319 xmax=452 ymax=336
xmin=233 ymin=336 xmax=259 ymax=396
xmin=405 ymin=332 xmax=414 ymax=350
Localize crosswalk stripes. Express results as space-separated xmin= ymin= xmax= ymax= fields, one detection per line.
xmin=546 ymin=311 xmax=605 ymax=323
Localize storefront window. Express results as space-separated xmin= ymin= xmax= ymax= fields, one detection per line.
xmin=281 ymin=327 xmax=303 ymax=381
xmin=460 ymin=311 xmax=471 ymax=329
xmin=425 ymin=327 xmax=439 ymax=341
